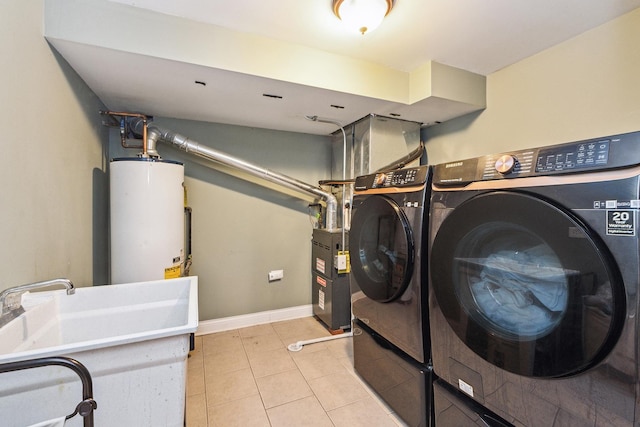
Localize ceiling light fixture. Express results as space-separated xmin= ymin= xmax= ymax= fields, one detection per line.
xmin=333 ymin=0 xmax=394 ymax=35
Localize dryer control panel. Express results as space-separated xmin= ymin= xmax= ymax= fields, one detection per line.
xmin=433 ymin=130 xmax=640 ymax=185
xmin=354 ymin=166 xmax=429 ymax=191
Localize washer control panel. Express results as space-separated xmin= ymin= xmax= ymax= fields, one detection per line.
xmin=354 ymin=166 xmax=429 ymax=191
xmin=433 ymin=131 xmax=640 ymax=186
xmin=535 ymin=139 xmax=609 ymax=172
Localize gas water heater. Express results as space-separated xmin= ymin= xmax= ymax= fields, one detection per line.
xmin=110 ymin=158 xmax=185 ymax=284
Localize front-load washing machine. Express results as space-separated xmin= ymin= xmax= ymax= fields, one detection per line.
xmin=428 ymin=131 xmax=640 ymax=426
xmin=350 ymin=165 xmax=433 ymax=426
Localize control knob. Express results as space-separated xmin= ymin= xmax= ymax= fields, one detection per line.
xmin=374 ymin=173 xmax=387 ymax=186
xmin=495 ymin=154 xmax=517 ymax=175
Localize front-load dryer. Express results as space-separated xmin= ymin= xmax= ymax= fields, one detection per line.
xmin=428 ymin=131 xmax=640 ymax=426
xmin=350 ymin=165 xmax=433 ymax=426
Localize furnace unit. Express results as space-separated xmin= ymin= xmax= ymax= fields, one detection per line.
xmin=311 ymin=229 xmax=350 ymax=332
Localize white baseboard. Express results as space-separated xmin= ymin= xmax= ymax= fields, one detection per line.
xmin=196 ymin=304 xmax=314 ymax=336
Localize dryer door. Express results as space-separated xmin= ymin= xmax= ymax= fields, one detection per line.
xmin=350 ymin=194 xmax=415 ymax=303
xmin=430 ymin=190 xmax=625 ymax=378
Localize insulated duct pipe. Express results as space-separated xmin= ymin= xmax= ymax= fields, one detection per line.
xmin=129 ymin=118 xmax=339 ymax=231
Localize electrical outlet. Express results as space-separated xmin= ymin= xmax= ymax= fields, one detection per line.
xmin=268 ymin=269 xmax=284 ymax=282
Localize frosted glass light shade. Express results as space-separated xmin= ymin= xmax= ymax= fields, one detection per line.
xmin=333 ymin=0 xmax=393 ymax=35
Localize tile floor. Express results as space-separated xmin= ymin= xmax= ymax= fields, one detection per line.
xmin=186 ymin=316 xmax=408 ymax=426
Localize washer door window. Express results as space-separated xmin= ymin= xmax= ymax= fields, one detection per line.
xmin=351 ymin=195 xmax=414 ymax=302
xmin=430 ymin=191 xmax=625 ymax=378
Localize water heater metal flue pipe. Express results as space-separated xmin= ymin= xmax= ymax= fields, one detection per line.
xmin=129 ymin=119 xmax=339 ymax=231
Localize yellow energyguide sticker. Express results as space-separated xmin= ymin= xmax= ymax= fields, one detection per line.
xmin=164 ymin=265 xmax=181 ymax=279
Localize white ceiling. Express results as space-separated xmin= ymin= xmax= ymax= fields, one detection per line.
xmin=106 ymin=0 xmax=640 ymax=75
xmin=46 ymin=0 xmax=640 ymax=135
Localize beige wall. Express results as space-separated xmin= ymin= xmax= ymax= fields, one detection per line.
xmin=423 ymin=8 xmax=640 ymax=164
xmin=109 ymin=118 xmax=331 ymax=320
xmin=0 ymin=1 xmax=109 ymax=291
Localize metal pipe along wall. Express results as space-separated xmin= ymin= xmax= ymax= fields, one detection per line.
xmin=129 ymin=119 xmax=339 ymax=231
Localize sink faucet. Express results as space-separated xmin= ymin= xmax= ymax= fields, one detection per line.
xmin=0 ymin=278 xmax=75 ymax=327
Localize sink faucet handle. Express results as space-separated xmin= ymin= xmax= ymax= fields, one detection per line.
xmin=3 ymin=292 xmax=23 ymax=311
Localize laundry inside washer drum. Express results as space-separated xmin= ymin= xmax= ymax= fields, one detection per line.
xmin=460 ymin=246 xmax=570 ymax=339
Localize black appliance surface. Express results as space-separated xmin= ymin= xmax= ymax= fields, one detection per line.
xmin=312 ymin=229 xmax=350 ymax=331
xmin=433 ymin=379 xmax=513 ymax=427
xmin=353 ymin=319 xmax=433 ymax=427
xmin=350 ymin=165 xmax=434 ymax=426
xmin=351 ymin=165 xmax=431 ymax=363
xmin=428 ymin=131 xmax=640 ymax=426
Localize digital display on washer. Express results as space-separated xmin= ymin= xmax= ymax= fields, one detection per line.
xmin=535 ymin=139 xmax=610 ymax=172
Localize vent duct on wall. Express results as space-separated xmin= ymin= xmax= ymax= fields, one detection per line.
xmin=127 ymin=118 xmax=339 ymax=231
